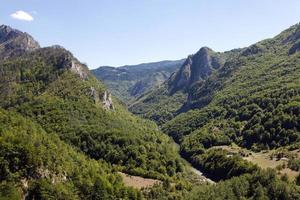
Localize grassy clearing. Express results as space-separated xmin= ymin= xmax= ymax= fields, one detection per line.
xmin=118 ymin=172 xmax=161 ymax=189
xmin=210 ymin=144 xmax=300 ymax=181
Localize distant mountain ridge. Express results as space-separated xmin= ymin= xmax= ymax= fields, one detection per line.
xmin=92 ymin=59 xmax=185 ymax=103
xmin=131 ymin=22 xmax=300 ymax=157
xmin=130 ymin=23 xmax=300 ymax=129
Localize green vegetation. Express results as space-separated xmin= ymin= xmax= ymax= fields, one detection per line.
xmin=0 ymin=108 xmax=140 ymax=199
xmin=159 ymin=24 xmax=300 ymax=180
xmin=2 ymin=22 xmax=300 ymax=199
xmin=130 ymin=85 xmax=187 ymax=125
xmin=0 ymin=47 xmax=185 ymax=180
xmin=0 ymin=33 xmax=190 ymax=198
xmin=129 ymin=23 xmax=300 ymax=199
xmin=188 ymin=169 xmax=300 ymax=200
xmin=189 ymin=149 xmax=258 ymax=180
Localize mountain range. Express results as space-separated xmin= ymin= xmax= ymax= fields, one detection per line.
xmin=98 ymin=22 xmax=300 ymax=199
xmin=1 ymin=22 xmax=300 ymax=200
xmin=0 ymin=25 xmax=188 ymax=199
xmin=130 ymin=22 xmax=300 ymax=181
xmin=92 ymin=59 xmax=184 ymax=103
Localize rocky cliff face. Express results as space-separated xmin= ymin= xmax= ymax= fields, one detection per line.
xmin=168 ymin=47 xmax=224 ymax=93
xmin=0 ymin=25 xmax=40 ymax=59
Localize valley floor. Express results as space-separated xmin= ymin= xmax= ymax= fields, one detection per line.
xmin=210 ymin=145 xmax=300 ymax=181
xmin=119 ymin=141 xmax=215 ymax=190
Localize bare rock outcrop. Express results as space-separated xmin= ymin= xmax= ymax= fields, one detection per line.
xmin=90 ymin=86 xmax=99 ymax=103
xmin=168 ymin=47 xmax=224 ymax=93
xmin=89 ymin=87 xmax=114 ymax=110
xmin=102 ymin=90 xmax=114 ymax=110
xmin=70 ymin=60 xmax=88 ymax=80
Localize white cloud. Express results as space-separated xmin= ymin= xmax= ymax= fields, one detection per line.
xmin=10 ymin=10 xmax=34 ymax=21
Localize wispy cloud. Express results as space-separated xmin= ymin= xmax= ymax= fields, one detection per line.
xmin=10 ymin=10 xmax=34 ymax=21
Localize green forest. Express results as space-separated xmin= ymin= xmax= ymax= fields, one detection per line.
xmin=1 ymin=18 xmax=300 ymax=200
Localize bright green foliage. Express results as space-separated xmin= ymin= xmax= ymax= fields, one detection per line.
xmin=0 ymin=108 xmax=141 ymax=199
xmin=2 ymin=23 xmax=300 ymax=200
xmin=0 ymin=43 xmax=189 ymax=199
xmin=189 ymin=149 xmax=258 ymax=181
xmin=188 ymin=169 xmax=300 ymax=200
xmin=127 ymin=24 xmax=300 ymax=193
xmin=0 ymin=47 xmax=184 ymax=180
xmin=0 ymin=183 xmax=21 ymax=200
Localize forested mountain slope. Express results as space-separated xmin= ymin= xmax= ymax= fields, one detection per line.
xmin=130 ymin=23 xmax=300 ymax=148
xmin=159 ymin=23 xmax=300 ymax=174
xmin=0 ymin=109 xmax=140 ymax=199
xmin=121 ymin=23 xmax=300 ymax=200
xmin=127 ymin=23 xmax=300 ymax=185
xmin=92 ymin=59 xmax=184 ymax=103
xmin=0 ymin=25 xmax=186 ymax=199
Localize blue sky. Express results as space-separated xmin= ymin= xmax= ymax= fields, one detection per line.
xmin=2 ymin=0 xmax=300 ymax=69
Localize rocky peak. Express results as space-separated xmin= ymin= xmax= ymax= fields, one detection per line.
xmin=292 ymin=24 xmax=300 ymax=41
xmin=285 ymin=23 xmax=300 ymax=54
xmin=190 ymin=47 xmax=220 ymax=82
xmin=168 ymin=47 xmax=224 ymax=93
xmin=0 ymin=25 xmax=40 ymax=59
xmin=0 ymin=25 xmax=13 ymax=34
xmin=168 ymin=56 xmax=192 ymax=91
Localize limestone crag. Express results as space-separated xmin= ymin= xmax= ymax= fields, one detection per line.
xmin=168 ymin=47 xmax=224 ymax=93
xmin=102 ymin=90 xmax=114 ymax=110
xmin=90 ymin=87 xmax=99 ymax=103
xmin=70 ymin=60 xmax=88 ymax=80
